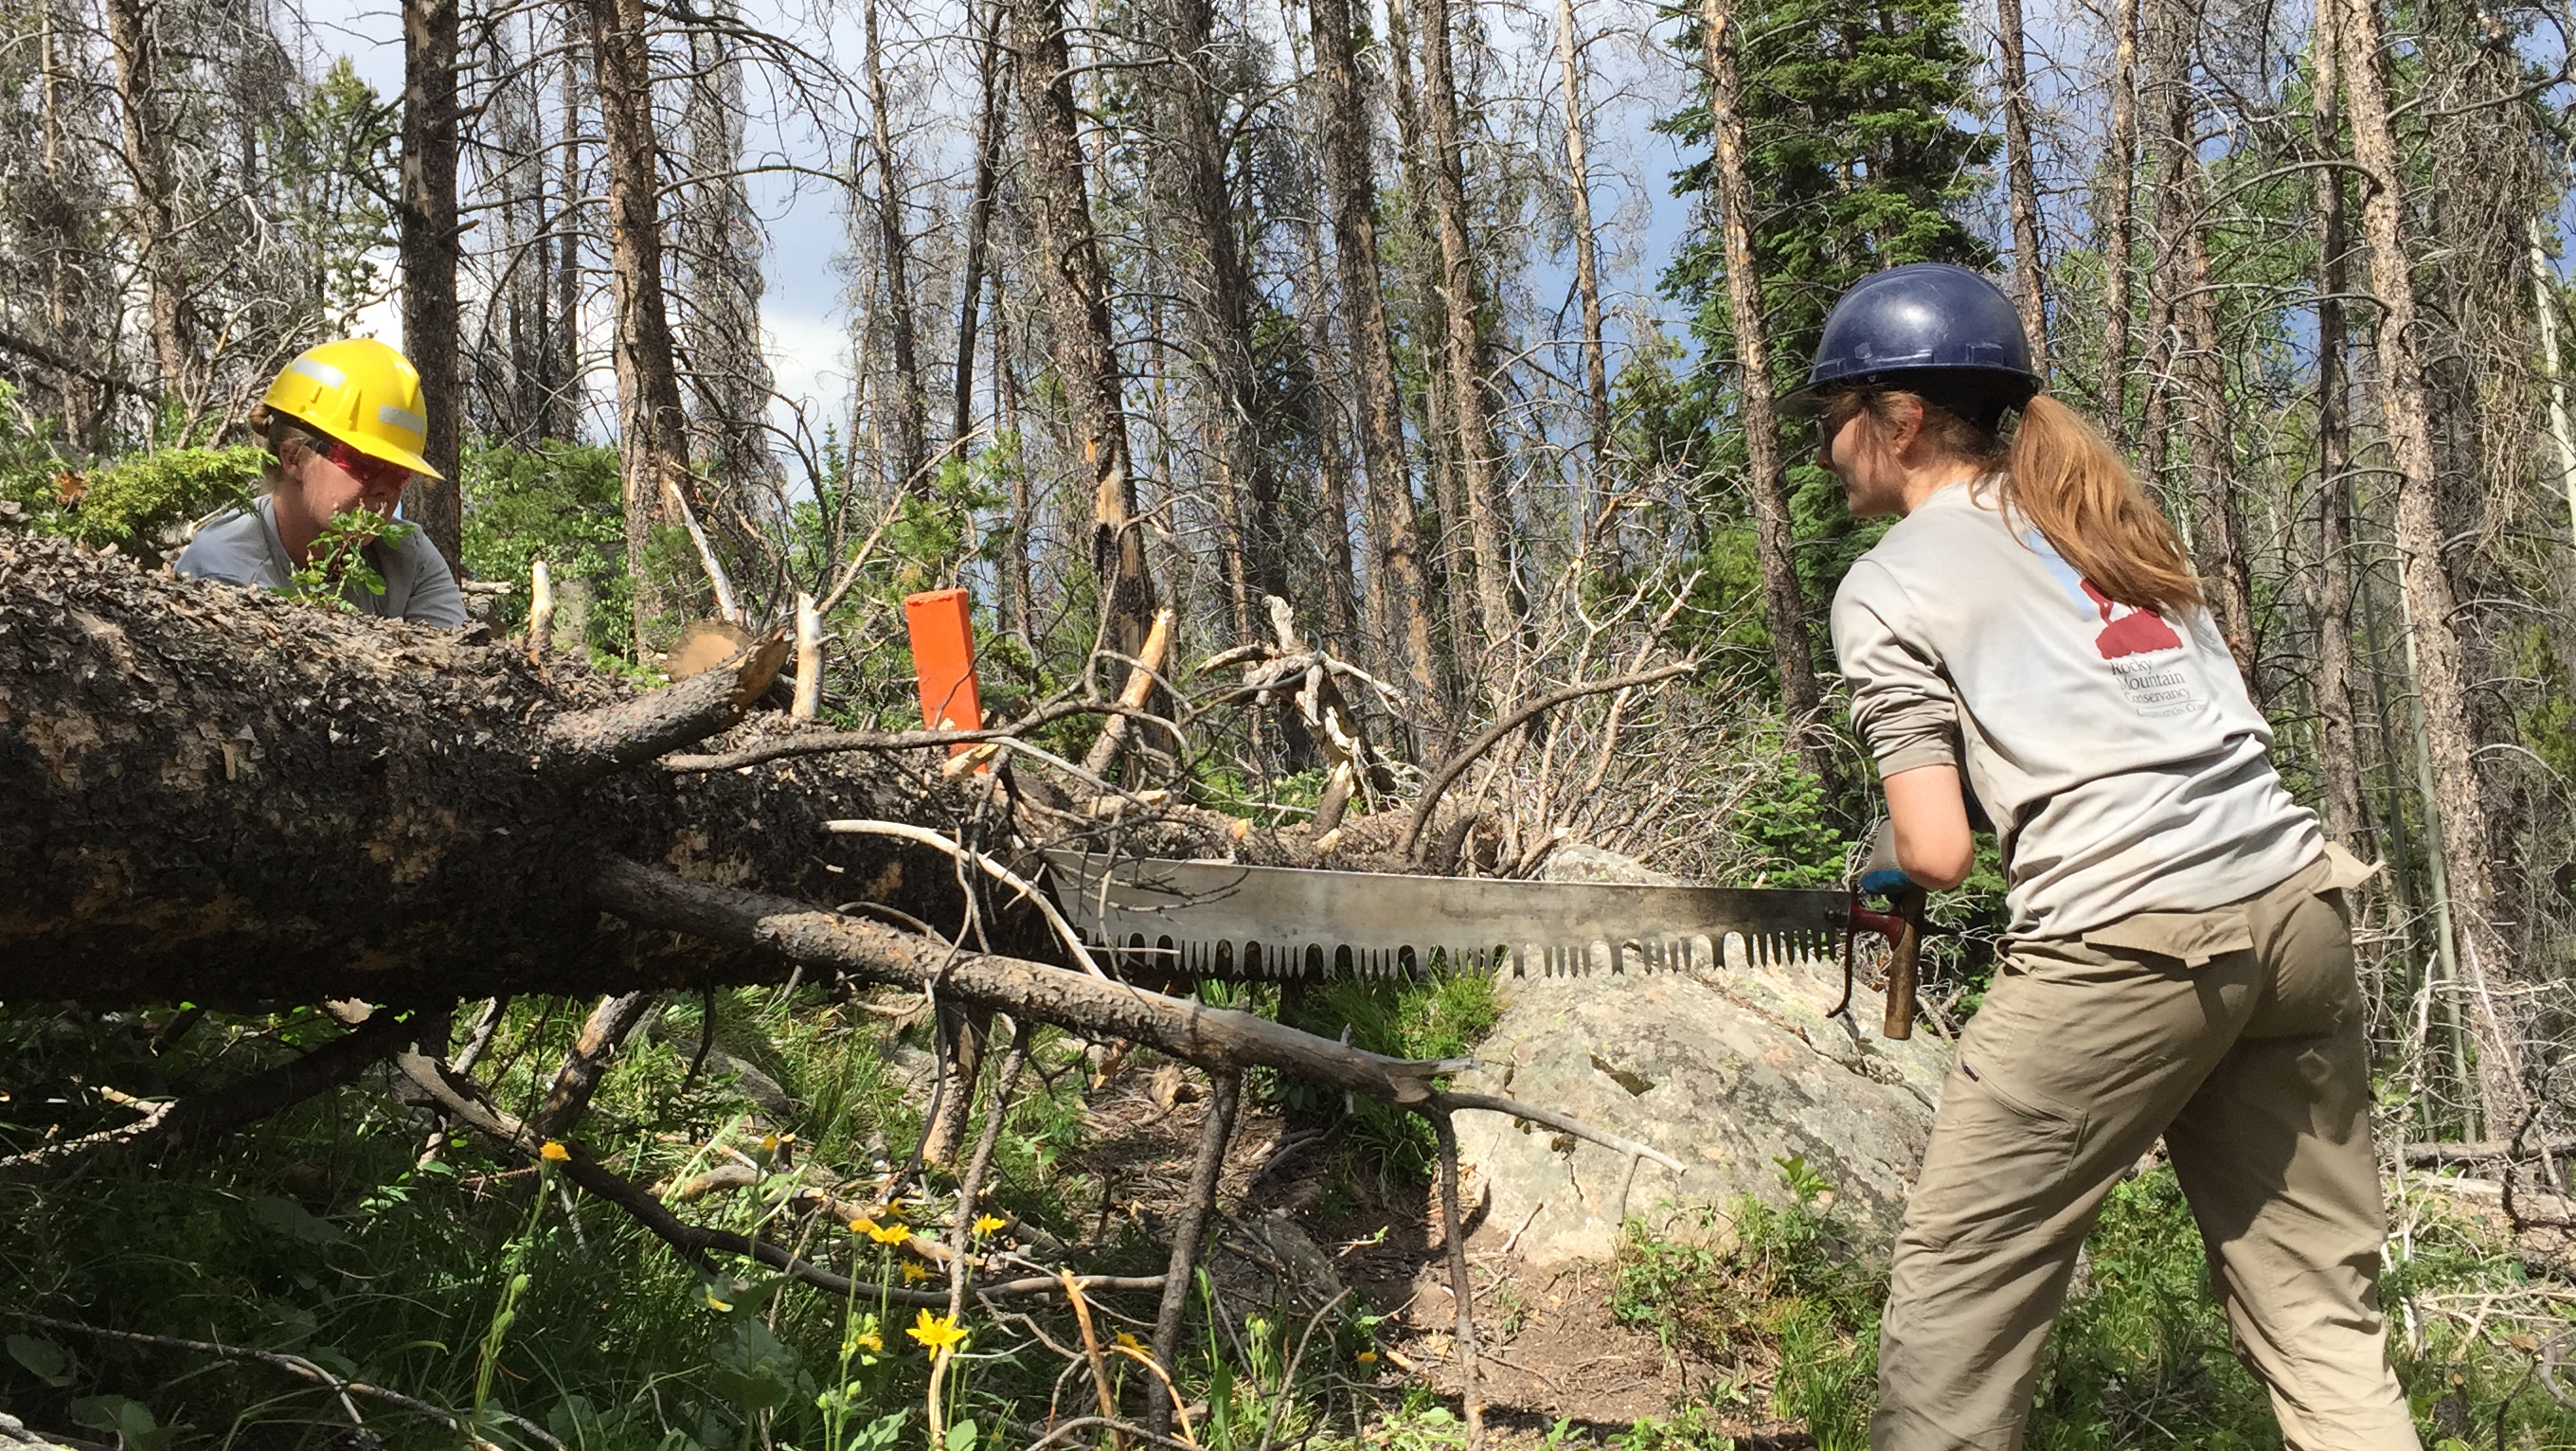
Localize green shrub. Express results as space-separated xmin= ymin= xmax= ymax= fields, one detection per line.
xmin=31 ymin=446 xmax=266 ymax=558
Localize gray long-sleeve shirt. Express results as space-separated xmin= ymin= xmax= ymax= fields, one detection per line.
xmin=174 ymin=495 xmax=466 ymax=628
xmin=1829 ymin=478 xmax=2318 ymax=941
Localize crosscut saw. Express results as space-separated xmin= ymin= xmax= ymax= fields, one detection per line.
xmin=1040 ymin=849 xmax=1926 ymax=1037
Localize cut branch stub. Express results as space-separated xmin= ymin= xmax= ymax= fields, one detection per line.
xmin=543 ymin=633 xmax=789 ymax=779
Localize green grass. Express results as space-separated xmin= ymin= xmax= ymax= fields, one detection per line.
xmin=1607 ymin=1159 xmax=2576 ymax=1450
xmin=8 ymin=989 xmax=2568 ymax=1451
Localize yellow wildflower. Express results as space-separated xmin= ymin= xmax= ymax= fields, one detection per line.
xmin=865 ymin=1220 xmax=912 ymax=1246
xmin=850 ymin=1217 xmax=878 ymax=1235
xmin=881 ymin=1198 xmax=909 ymax=1220
xmin=901 ymin=1261 xmax=933 ymax=1283
xmin=851 ymin=1329 xmax=884 ymax=1353
xmin=972 ymin=1213 xmax=1008 ymax=1237
xmin=703 ymin=1287 xmax=734 ymax=1312
xmin=539 ymin=1141 xmax=570 ymax=1162
xmin=906 ymin=1308 xmax=968 ymax=1354
xmin=1114 ymin=1332 xmax=1143 ymax=1351
xmin=1355 ymin=1350 xmax=1379 ymax=1364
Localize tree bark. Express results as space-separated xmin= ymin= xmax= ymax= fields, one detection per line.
xmin=2337 ymin=0 xmax=2522 ymax=1131
xmin=1308 ymin=0 xmax=1443 ymax=736
xmin=2175 ymin=167 xmax=2260 ymax=692
xmin=1168 ymin=0 xmax=1292 ymax=645
xmin=0 ymin=533 xmax=977 ymax=1006
xmin=401 ymin=0 xmax=465 ymax=573
xmin=1011 ymin=0 xmax=1158 ymax=665
xmin=1413 ymin=0 xmax=1517 ymax=684
xmin=1291 ymin=226 xmax=1364 ymax=654
xmin=2304 ymin=0 xmax=2369 ymax=852
xmin=863 ymin=0 xmax=928 ymax=489
xmin=950 ymin=0 xmax=1009 ymax=457
xmin=101 ymin=0 xmax=190 ymax=407
xmin=1695 ymin=0 xmax=1829 ymax=782
xmin=2097 ymin=0 xmax=2139 ymax=425
xmin=582 ymin=0 xmax=700 ymax=653
xmin=1995 ymin=0 xmax=2049 ymax=377
xmin=554 ymin=38 xmax=586 ymax=440
xmin=1551 ymin=0 xmax=1615 ymax=475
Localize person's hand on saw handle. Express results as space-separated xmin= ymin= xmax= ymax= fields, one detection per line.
xmin=1856 ymin=764 xmax=1973 ymax=1043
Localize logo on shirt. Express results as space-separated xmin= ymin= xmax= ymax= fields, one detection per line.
xmin=2025 ymin=529 xmax=2206 ymax=719
xmin=2080 ymin=580 xmax=2182 ymax=659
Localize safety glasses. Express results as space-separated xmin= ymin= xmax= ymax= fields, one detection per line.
xmin=321 ymin=439 xmax=416 ymax=493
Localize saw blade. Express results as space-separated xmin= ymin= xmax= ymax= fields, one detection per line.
xmin=1041 ymin=850 xmax=1851 ymax=980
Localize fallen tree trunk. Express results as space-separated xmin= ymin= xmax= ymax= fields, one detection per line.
xmin=0 ymin=533 xmax=992 ymax=1006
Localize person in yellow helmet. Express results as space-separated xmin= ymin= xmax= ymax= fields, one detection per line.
xmin=176 ymin=338 xmax=465 ymax=627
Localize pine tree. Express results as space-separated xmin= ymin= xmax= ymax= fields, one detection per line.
xmin=1657 ymin=0 xmax=1995 ymax=673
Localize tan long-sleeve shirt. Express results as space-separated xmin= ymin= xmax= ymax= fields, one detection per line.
xmin=1829 ymin=478 xmax=2318 ymax=940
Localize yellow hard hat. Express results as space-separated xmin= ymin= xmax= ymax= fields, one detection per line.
xmin=259 ymin=337 xmax=442 ymax=480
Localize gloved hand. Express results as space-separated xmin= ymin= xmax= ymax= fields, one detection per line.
xmin=1856 ymin=817 xmax=1911 ymax=896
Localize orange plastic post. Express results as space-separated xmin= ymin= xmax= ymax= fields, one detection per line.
xmin=903 ymin=589 xmax=985 ymax=758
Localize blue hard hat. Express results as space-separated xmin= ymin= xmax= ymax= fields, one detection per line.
xmin=1783 ymin=263 xmax=2042 ymax=427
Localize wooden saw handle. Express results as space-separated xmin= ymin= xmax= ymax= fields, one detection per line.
xmin=1882 ymin=886 xmax=1927 ymax=1041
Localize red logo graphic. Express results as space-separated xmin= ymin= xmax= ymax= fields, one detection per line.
xmin=2082 ymin=580 xmax=2182 ymax=659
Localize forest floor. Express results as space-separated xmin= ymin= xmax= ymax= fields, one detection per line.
xmin=7 ymin=990 xmax=2573 ymax=1451
xmin=1069 ymin=1061 xmax=1741 ymax=1443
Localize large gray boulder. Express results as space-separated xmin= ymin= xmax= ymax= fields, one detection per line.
xmin=1452 ymin=844 xmax=1953 ymax=1265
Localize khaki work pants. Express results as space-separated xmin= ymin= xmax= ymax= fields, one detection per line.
xmin=1872 ymin=851 xmax=2420 ymax=1451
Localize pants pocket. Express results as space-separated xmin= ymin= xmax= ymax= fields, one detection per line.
xmin=1904 ymin=1055 xmax=2090 ymax=1253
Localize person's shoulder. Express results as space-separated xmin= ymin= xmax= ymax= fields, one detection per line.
xmin=1862 ymin=481 xmax=2012 ymax=566
xmin=172 ymin=506 xmax=276 ymax=584
xmin=388 ymin=524 xmax=469 ymax=628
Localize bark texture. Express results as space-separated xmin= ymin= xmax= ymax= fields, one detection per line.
xmin=583 ymin=0 xmax=700 ymax=649
xmin=102 ymin=0 xmax=189 ymax=404
xmin=1995 ymin=0 xmax=2049 ymax=377
xmin=2336 ymin=0 xmax=2520 ymax=1129
xmin=1011 ymin=0 xmax=1159 ymax=664
xmin=2305 ymin=0 xmax=2369 ymax=852
xmin=0 ymin=534 xmax=977 ymax=1007
xmin=1414 ymin=0 xmax=1515 ymax=680
xmin=400 ymin=0 xmax=465 ymax=572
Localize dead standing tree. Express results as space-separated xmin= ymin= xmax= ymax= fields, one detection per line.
xmin=582 ymin=0 xmax=728 ymax=644
xmin=2335 ymin=0 xmax=2524 ymax=1136
xmin=401 ymin=0 xmax=465 ymax=571
xmin=1306 ymin=0 xmax=1445 ymax=738
xmin=1011 ymin=0 xmax=1161 ymax=668
xmin=1692 ymin=0 xmax=1830 ymax=784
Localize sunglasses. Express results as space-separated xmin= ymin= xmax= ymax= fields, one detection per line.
xmin=320 ymin=439 xmax=416 ymax=493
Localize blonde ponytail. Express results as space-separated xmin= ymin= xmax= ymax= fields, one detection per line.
xmin=1999 ymin=395 xmax=2200 ymax=617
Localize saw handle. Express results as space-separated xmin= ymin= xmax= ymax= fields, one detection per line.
xmin=1880 ymin=887 xmax=1927 ymax=1040
xmin=1843 ymin=889 xmax=1929 ymax=1040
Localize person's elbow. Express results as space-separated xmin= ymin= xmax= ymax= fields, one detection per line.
xmin=1896 ymin=828 xmax=1975 ymax=890
xmin=1885 ymin=764 xmax=1977 ymax=890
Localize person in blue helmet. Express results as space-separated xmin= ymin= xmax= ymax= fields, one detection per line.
xmin=1800 ymin=263 xmax=2413 ymax=1450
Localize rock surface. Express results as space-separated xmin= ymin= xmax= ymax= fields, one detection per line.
xmin=1453 ymin=844 xmax=1954 ymax=1265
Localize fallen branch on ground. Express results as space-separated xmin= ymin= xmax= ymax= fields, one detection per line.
xmin=10 ymin=1313 xmax=561 ymax=1451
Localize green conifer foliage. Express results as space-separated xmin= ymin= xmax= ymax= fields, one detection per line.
xmin=1652 ymin=0 xmax=1998 ymax=617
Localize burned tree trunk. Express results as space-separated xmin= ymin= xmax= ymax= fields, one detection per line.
xmin=0 ymin=534 xmax=980 ymax=1007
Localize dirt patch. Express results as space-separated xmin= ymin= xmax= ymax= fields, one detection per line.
xmin=1065 ymin=1057 xmax=1823 ymax=1444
